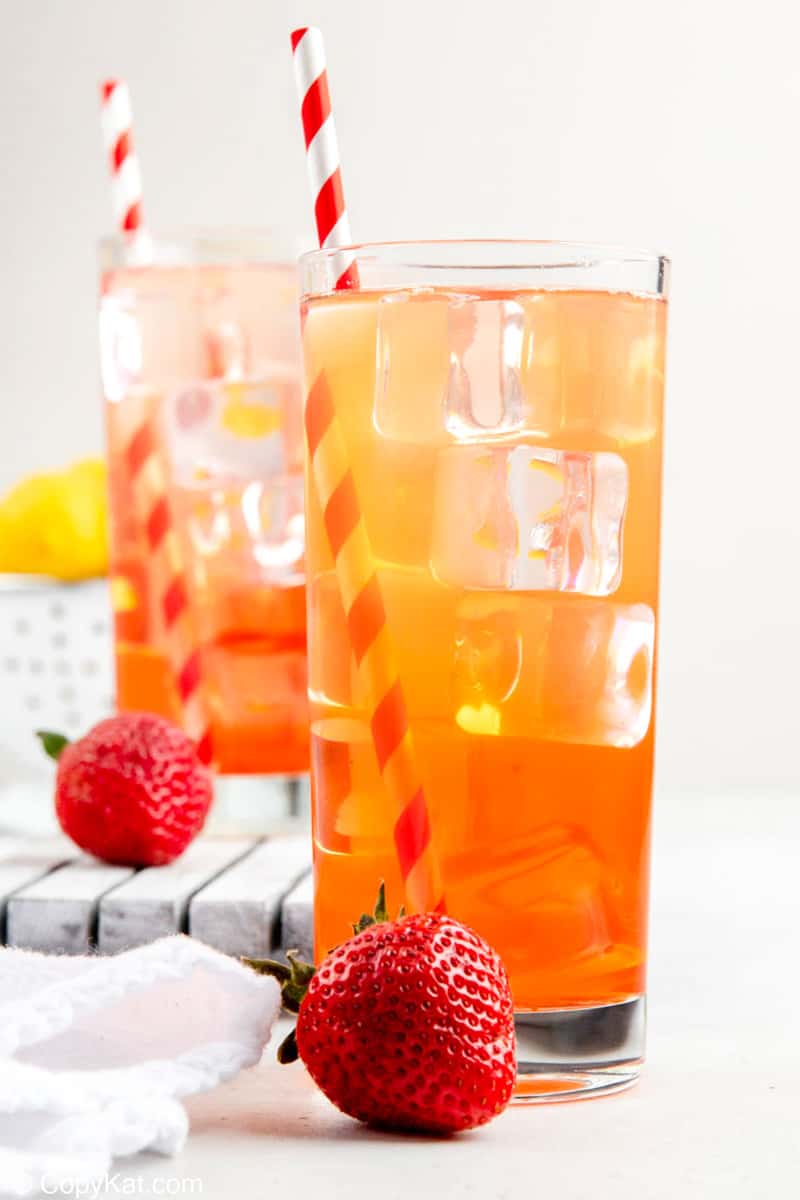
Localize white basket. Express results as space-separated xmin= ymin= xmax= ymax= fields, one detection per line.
xmin=0 ymin=577 xmax=309 ymax=836
xmin=0 ymin=578 xmax=115 ymax=834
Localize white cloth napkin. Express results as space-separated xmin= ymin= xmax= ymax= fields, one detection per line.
xmin=0 ymin=936 xmax=281 ymax=1198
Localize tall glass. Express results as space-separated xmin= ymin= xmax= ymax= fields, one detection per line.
xmin=100 ymin=232 xmax=308 ymax=823
xmin=301 ymin=240 xmax=668 ymax=1098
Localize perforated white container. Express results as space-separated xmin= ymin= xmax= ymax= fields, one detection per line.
xmin=0 ymin=578 xmax=115 ymax=834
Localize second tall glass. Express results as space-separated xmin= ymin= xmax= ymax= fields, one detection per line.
xmin=100 ymin=232 xmax=308 ymax=819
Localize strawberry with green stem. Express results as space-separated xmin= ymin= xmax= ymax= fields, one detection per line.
xmin=38 ymin=713 xmax=212 ymax=866
xmin=247 ymin=884 xmax=516 ymax=1135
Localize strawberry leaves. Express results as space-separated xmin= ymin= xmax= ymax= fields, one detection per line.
xmin=277 ymin=1027 xmax=300 ymax=1064
xmin=351 ymin=881 xmax=405 ymax=934
xmin=244 ymin=883 xmax=411 ymax=1069
xmin=36 ymin=730 xmax=70 ymax=761
xmin=243 ymin=950 xmax=317 ymax=1013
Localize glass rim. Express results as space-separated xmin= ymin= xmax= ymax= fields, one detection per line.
xmin=300 ymin=237 xmax=669 ymax=271
xmin=300 ymin=238 xmax=670 ymax=300
xmin=99 ymin=226 xmax=309 ymax=269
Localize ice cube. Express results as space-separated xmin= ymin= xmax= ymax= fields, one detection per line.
xmin=106 ymin=271 xmax=208 ymax=389
xmin=379 ymin=567 xmax=459 ymax=717
xmin=175 ymin=467 xmax=304 ymax=593
xmin=447 ymin=824 xmax=614 ymax=973
xmin=308 ymin=572 xmax=354 ymax=709
xmin=179 ymin=484 xmax=233 ymax=558
xmin=454 ymin=599 xmax=522 ymax=736
xmin=453 ymin=594 xmax=654 ymax=748
xmin=373 ymin=289 xmax=664 ymax=449
xmin=163 ymin=377 xmax=295 ymax=484
xmin=204 ymin=320 xmax=249 ymax=380
xmin=309 ymin=566 xmax=458 ymax=718
xmin=243 ymin=475 xmax=305 ymax=578
xmin=517 ymin=290 xmax=665 ymax=445
xmin=164 ymin=374 xmax=305 ymax=588
xmin=374 ymin=289 xmax=452 ymax=443
xmin=431 ymin=447 xmax=516 ymax=589
xmin=431 ymin=445 xmax=627 ymax=595
xmin=352 ymin=439 xmax=439 ymax=568
xmin=197 ymin=275 xmax=252 ymax=381
xmin=311 ymin=725 xmax=354 ymax=852
xmin=99 ymin=297 xmax=143 ymax=404
xmin=445 ymin=296 xmax=525 ymax=438
xmin=311 ymin=719 xmax=393 ymax=848
xmin=373 ymin=292 xmax=524 ymax=443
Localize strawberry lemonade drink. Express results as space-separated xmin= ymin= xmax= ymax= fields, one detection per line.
xmin=302 ymin=240 xmax=668 ymax=1098
xmin=100 ymin=235 xmax=308 ymax=786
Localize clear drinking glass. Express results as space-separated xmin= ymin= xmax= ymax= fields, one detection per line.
xmin=300 ymin=239 xmax=668 ymax=1098
xmin=100 ymin=232 xmax=308 ymax=827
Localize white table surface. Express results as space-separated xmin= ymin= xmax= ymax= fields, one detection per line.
xmin=117 ymin=791 xmax=800 ymax=1198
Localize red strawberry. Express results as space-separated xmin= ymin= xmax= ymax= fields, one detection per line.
xmin=247 ymin=886 xmax=516 ymax=1135
xmin=37 ymin=713 xmax=213 ymax=867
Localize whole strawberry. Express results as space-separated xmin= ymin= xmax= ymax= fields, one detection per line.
xmin=248 ymin=887 xmax=516 ymax=1134
xmin=38 ymin=713 xmax=213 ymax=866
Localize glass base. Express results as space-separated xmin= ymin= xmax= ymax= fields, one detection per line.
xmin=206 ymin=773 xmax=311 ymax=835
xmin=514 ymin=995 xmax=644 ymax=1103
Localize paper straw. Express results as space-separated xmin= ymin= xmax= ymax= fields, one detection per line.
xmin=291 ymin=28 xmax=444 ymax=913
xmin=116 ymin=391 xmax=213 ymax=764
xmin=99 ymin=80 xmax=148 ymax=247
xmin=290 ymin=28 xmax=358 ymax=290
xmin=99 ymin=81 xmax=212 ymax=764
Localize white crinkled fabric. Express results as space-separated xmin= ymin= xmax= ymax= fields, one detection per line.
xmin=0 ymin=935 xmax=281 ymax=1197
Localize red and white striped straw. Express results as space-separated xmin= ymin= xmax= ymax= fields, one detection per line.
xmin=291 ymin=28 xmax=444 ymax=913
xmin=290 ymin=28 xmax=358 ymax=289
xmin=116 ymin=390 xmax=213 ymax=765
xmin=99 ymin=80 xmax=145 ymax=238
xmin=98 ymin=80 xmax=212 ymax=764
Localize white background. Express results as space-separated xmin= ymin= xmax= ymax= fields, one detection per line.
xmin=0 ymin=0 xmax=797 ymax=796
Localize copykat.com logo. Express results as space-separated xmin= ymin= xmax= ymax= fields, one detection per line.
xmin=40 ymin=1175 xmax=203 ymax=1197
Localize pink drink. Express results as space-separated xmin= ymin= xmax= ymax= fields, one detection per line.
xmin=100 ymin=238 xmax=308 ymax=776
